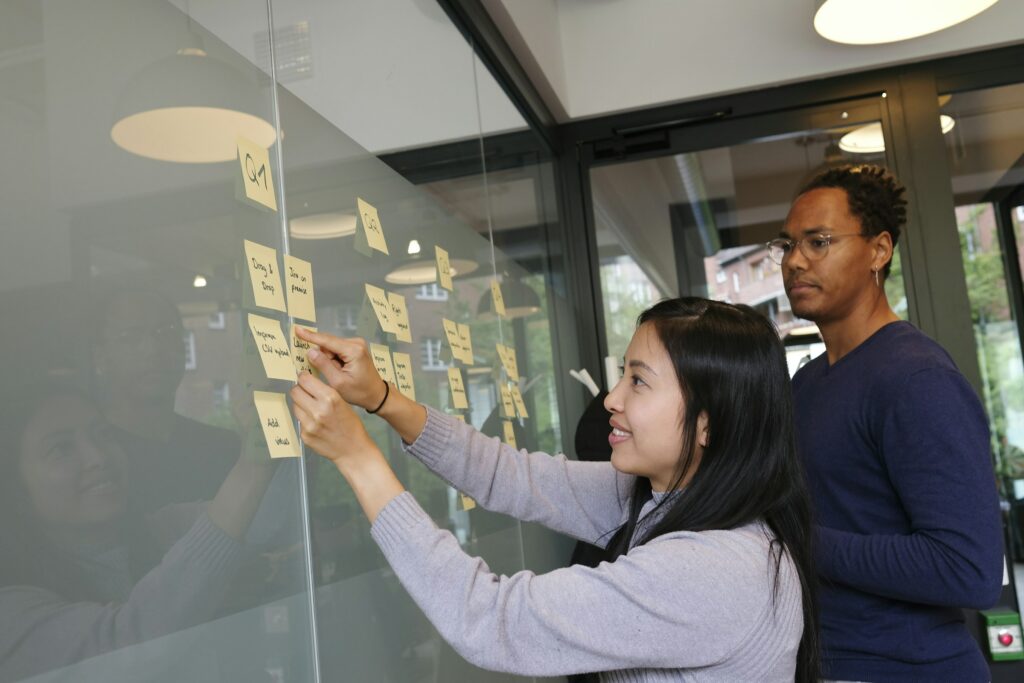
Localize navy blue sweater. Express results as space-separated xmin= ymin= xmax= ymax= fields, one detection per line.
xmin=792 ymin=321 xmax=1003 ymax=682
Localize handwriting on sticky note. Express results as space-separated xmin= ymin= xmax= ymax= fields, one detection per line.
xmin=284 ymin=255 xmax=316 ymax=323
xmin=253 ymin=391 xmax=300 ymax=458
xmin=370 ymin=343 xmax=397 ymax=385
xmin=388 ymin=292 xmax=412 ymax=343
xmin=356 ymin=197 xmax=389 ymax=255
xmin=291 ymin=324 xmax=317 ymax=375
xmin=496 ymin=343 xmax=519 ymax=381
xmin=510 ymin=384 xmax=529 ymax=419
xmin=491 ymin=280 xmax=506 ymax=317
xmin=365 ymin=284 xmax=396 ymax=334
xmin=237 ymin=137 xmax=277 ymax=211
xmin=436 ymin=246 xmax=453 ymax=291
xmin=459 ymin=493 xmax=476 ymax=511
xmin=502 ymin=420 xmax=517 ymax=449
xmin=458 ymin=323 xmax=474 ymax=365
xmin=392 ymin=352 xmax=416 ymax=400
xmin=248 ymin=313 xmax=297 ymax=381
xmin=448 ymin=367 xmax=468 ymax=410
xmin=500 ymin=383 xmax=515 ymax=418
xmin=244 ymin=240 xmax=287 ymax=312
xmin=442 ymin=318 xmax=464 ymax=362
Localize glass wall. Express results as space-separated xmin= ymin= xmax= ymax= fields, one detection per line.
xmin=0 ymin=1 xmax=578 ymax=682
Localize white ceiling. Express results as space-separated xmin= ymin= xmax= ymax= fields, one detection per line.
xmin=483 ymin=0 xmax=1024 ymax=122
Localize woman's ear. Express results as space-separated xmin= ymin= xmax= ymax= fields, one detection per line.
xmin=697 ymin=411 xmax=710 ymax=448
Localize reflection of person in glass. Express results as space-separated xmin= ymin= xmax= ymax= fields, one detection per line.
xmin=291 ymin=299 xmax=820 ymax=681
xmin=0 ymin=384 xmax=275 ymax=682
xmin=92 ymin=290 xmax=238 ymax=513
xmin=776 ymin=165 xmax=1003 ymax=681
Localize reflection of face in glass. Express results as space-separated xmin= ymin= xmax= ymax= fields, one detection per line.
xmin=96 ymin=292 xmax=187 ymax=401
xmin=18 ymin=394 xmax=128 ymax=529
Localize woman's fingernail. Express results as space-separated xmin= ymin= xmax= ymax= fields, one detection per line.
xmin=308 ymin=348 xmax=321 ymax=360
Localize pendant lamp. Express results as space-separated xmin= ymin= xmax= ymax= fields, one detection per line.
xmin=814 ymin=0 xmax=999 ymax=45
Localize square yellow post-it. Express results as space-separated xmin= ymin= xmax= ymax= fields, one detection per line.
xmin=291 ymin=324 xmax=317 ymax=375
xmin=244 ymin=240 xmax=287 ymax=312
xmin=459 ymin=493 xmax=477 ymax=511
xmin=248 ymin=314 xmax=297 ymax=381
xmin=510 ymin=384 xmax=529 ymax=419
xmin=458 ymin=323 xmax=474 ymax=365
xmin=496 ymin=343 xmax=519 ymax=381
xmin=392 ymin=351 xmax=416 ymax=400
xmin=499 ymin=383 xmax=515 ymax=418
xmin=237 ymin=137 xmax=278 ymax=212
xmin=448 ymin=367 xmax=468 ymax=410
xmin=435 ymin=245 xmax=453 ymax=291
xmin=370 ymin=343 xmax=397 ymax=385
xmin=253 ymin=391 xmax=300 ymax=458
xmin=356 ymin=197 xmax=389 ymax=255
xmin=388 ymin=292 xmax=412 ymax=343
xmin=490 ymin=280 xmax=507 ymax=317
xmin=283 ymin=255 xmax=316 ymax=323
xmin=502 ymin=420 xmax=517 ymax=449
xmin=442 ymin=318 xmax=464 ymax=362
xmin=365 ymin=283 xmax=396 ymax=334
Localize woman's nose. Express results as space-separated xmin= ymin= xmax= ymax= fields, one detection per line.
xmin=604 ymin=379 xmax=624 ymax=413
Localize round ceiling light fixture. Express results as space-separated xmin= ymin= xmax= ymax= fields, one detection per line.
xmin=814 ymin=0 xmax=999 ymax=45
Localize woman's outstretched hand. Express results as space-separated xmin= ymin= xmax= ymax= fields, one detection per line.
xmin=294 ymin=328 xmax=386 ymax=412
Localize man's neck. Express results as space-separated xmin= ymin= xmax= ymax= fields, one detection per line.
xmin=817 ymin=291 xmax=900 ymax=365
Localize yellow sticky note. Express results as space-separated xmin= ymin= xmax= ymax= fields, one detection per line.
xmin=253 ymin=391 xmax=300 ymax=458
xmin=435 ymin=246 xmax=453 ymax=291
xmin=365 ymin=284 xmax=396 ymax=334
xmin=388 ymin=292 xmax=412 ymax=343
xmin=370 ymin=343 xmax=397 ymax=385
xmin=248 ymin=313 xmax=297 ymax=381
xmin=459 ymin=493 xmax=476 ymax=511
xmin=448 ymin=367 xmax=468 ymax=410
xmin=458 ymin=323 xmax=474 ymax=365
xmin=510 ymin=384 xmax=529 ymax=419
xmin=356 ymin=197 xmax=389 ymax=255
xmin=291 ymin=324 xmax=317 ymax=375
xmin=244 ymin=240 xmax=287 ymax=312
xmin=491 ymin=280 xmax=506 ymax=318
xmin=502 ymin=420 xmax=517 ymax=449
xmin=452 ymin=415 xmax=466 ymax=422
xmin=283 ymin=255 xmax=316 ymax=323
xmin=499 ymin=383 xmax=515 ymax=418
xmin=392 ymin=351 xmax=416 ymax=400
xmin=496 ymin=343 xmax=519 ymax=381
xmin=237 ymin=137 xmax=278 ymax=211
xmin=442 ymin=318 xmax=464 ymax=362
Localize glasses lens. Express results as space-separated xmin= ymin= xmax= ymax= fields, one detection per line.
xmin=767 ymin=240 xmax=788 ymax=264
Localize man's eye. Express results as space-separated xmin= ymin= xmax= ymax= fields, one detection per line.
xmin=809 ymin=237 xmax=830 ymax=249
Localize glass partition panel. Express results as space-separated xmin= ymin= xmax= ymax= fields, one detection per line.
xmin=0 ymin=1 xmax=314 ymax=682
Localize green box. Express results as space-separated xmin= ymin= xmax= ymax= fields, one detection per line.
xmin=981 ymin=609 xmax=1024 ymax=661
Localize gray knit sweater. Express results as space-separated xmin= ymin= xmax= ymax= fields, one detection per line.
xmin=371 ymin=407 xmax=803 ymax=681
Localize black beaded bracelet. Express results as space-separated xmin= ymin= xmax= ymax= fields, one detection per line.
xmin=367 ymin=379 xmax=390 ymax=414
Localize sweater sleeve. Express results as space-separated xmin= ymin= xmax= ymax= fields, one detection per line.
xmin=371 ymin=492 xmax=781 ymax=676
xmin=815 ymin=367 xmax=1004 ymax=608
xmin=0 ymin=512 xmax=245 ymax=681
xmin=402 ymin=406 xmax=631 ymax=546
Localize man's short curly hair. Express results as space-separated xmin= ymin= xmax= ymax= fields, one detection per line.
xmin=797 ymin=164 xmax=907 ymax=277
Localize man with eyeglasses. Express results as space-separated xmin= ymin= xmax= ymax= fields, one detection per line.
xmin=776 ymin=164 xmax=1003 ymax=682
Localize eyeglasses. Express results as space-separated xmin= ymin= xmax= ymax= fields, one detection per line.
xmin=765 ymin=233 xmax=868 ymax=265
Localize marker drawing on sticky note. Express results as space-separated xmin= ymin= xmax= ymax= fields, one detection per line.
xmin=248 ymin=313 xmax=297 ymax=381
xmin=365 ymin=284 xmax=396 ymax=334
xmin=458 ymin=323 xmax=474 ymax=365
xmin=392 ymin=352 xmax=416 ymax=400
xmin=510 ymin=384 xmax=529 ymax=419
xmin=284 ymin=255 xmax=316 ymax=323
xmin=370 ymin=343 xmax=397 ymax=385
xmin=490 ymin=280 xmax=506 ymax=317
xmin=499 ymin=383 xmax=515 ymax=418
xmin=237 ymin=137 xmax=278 ymax=212
xmin=356 ymin=197 xmax=389 ymax=255
xmin=448 ymin=367 xmax=468 ymax=410
xmin=442 ymin=318 xmax=464 ymax=362
xmin=244 ymin=240 xmax=287 ymax=312
xmin=253 ymin=391 xmax=300 ymax=458
xmin=435 ymin=246 xmax=453 ymax=291
xmin=388 ymin=292 xmax=412 ymax=343
xmin=502 ymin=420 xmax=517 ymax=449
xmin=496 ymin=343 xmax=519 ymax=381
xmin=291 ymin=324 xmax=317 ymax=375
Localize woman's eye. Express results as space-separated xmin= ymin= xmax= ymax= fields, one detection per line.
xmin=630 ymin=375 xmax=646 ymax=387
xmin=47 ymin=441 xmax=74 ymax=461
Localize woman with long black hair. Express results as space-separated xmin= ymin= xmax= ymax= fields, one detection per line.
xmin=291 ymin=297 xmax=819 ymax=681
